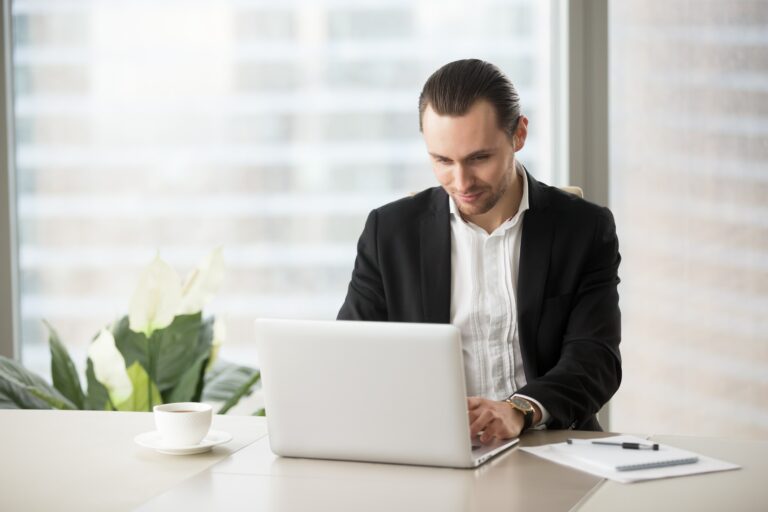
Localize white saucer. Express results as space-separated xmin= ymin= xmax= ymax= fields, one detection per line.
xmin=135 ymin=430 xmax=233 ymax=455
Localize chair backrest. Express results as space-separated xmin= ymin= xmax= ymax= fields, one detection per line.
xmin=559 ymin=185 xmax=584 ymax=198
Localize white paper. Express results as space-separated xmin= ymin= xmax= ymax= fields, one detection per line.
xmin=521 ymin=435 xmax=740 ymax=483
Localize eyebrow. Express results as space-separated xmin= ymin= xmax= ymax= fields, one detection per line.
xmin=429 ymin=149 xmax=495 ymax=161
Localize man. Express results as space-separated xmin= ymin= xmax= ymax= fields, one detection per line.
xmin=338 ymin=59 xmax=621 ymax=443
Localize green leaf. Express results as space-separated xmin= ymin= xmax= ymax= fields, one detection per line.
xmin=216 ymin=369 xmax=261 ymax=415
xmin=202 ymin=358 xmax=262 ymax=414
xmin=112 ymin=313 xmax=212 ymax=401
xmin=0 ymin=393 xmax=15 ymax=409
xmin=111 ymin=315 xmax=154 ymax=408
xmin=84 ymin=357 xmax=110 ymax=410
xmin=202 ymin=359 xmax=260 ymax=402
xmin=114 ymin=361 xmax=162 ymax=412
xmin=153 ymin=313 xmax=209 ymax=393
xmin=253 ymin=408 xmax=266 ymax=416
xmin=167 ymin=353 xmax=209 ymax=404
xmin=28 ymin=388 xmax=77 ymax=410
xmin=166 ymin=356 xmax=208 ymax=404
xmin=44 ymin=320 xmax=86 ymax=409
xmin=0 ymin=355 xmax=76 ymax=410
xmin=111 ymin=316 xmax=150 ymax=371
xmin=166 ymin=316 xmax=214 ymax=403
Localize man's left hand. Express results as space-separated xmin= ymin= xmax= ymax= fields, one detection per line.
xmin=467 ymin=397 xmax=524 ymax=444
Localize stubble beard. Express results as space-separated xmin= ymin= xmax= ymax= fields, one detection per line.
xmin=454 ymin=160 xmax=516 ymax=218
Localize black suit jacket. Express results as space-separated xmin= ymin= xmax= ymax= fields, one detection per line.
xmin=337 ymin=171 xmax=622 ymax=431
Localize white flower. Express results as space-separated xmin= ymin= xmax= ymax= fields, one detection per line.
xmin=213 ymin=316 xmax=226 ymax=347
xmin=88 ymin=329 xmax=133 ymax=405
xmin=129 ymin=254 xmax=182 ymax=337
xmin=178 ymin=247 xmax=225 ymax=315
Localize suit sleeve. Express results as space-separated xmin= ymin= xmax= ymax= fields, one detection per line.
xmin=516 ymin=207 xmax=622 ymax=429
xmin=337 ymin=210 xmax=388 ymax=321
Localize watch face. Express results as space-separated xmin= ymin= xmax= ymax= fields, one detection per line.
xmin=510 ymin=397 xmax=534 ymax=412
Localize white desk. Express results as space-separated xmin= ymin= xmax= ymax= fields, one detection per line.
xmin=2 ymin=410 xmax=766 ymax=511
xmin=0 ymin=410 xmax=267 ymax=512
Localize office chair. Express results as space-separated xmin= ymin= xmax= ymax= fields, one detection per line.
xmin=559 ymin=186 xmax=584 ymax=198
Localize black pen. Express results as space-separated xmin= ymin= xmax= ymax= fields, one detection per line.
xmin=567 ymin=439 xmax=660 ymax=450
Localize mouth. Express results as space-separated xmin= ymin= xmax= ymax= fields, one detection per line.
xmin=456 ymin=191 xmax=483 ymax=203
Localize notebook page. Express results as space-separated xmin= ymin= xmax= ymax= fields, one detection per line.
xmin=560 ymin=436 xmax=698 ymax=472
xmin=521 ymin=435 xmax=741 ymax=483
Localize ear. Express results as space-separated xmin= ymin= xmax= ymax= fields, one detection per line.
xmin=513 ymin=115 xmax=529 ymax=152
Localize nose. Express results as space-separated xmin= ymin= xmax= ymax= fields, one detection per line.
xmin=453 ymin=164 xmax=474 ymax=193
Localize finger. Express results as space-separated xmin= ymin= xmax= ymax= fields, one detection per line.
xmin=469 ymin=411 xmax=488 ymax=438
xmin=467 ymin=405 xmax=485 ymax=423
xmin=482 ymin=419 xmax=513 ymax=443
xmin=469 ymin=410 xmax=494 ymax=438
xmin=489 ymin=413 xmax=523 ymax=442
xmin=467 ymin=397 xmax=484 ymax=410
xmin=479 ymin=420 xmax=498 ymax=444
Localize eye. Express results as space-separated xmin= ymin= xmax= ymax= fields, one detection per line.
xmin=471 ymin=154 xmax=490 ymax=162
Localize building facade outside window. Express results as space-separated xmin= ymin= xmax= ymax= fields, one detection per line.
xmin=10 ymin=0 xmax=556 ymax=376
xmin=609 ymin=0 xmax=768 ymax=438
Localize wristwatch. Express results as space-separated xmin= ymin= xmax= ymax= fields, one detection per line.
xmin=504 ymin=396 xmax=535 ymax=431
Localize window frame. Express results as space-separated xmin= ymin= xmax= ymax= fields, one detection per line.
xmin=558 ymin=0 xmax=609 ymax=206
xmin=1 ymin=0 xmax=20 ymax=361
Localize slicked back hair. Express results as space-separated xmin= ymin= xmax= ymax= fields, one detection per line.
xmin=418 ymin=59 xmax=521 ymax=138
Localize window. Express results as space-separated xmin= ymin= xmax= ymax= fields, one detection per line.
xmin=609 ymin=0 xmax=768 ymax=438
xmin=11 ymin=0 xmax=556 ymax=375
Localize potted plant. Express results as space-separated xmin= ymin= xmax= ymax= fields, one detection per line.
xmin=0 ymin=249 xmax=262 ymax=415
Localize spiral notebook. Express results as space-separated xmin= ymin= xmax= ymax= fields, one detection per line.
xmin=559 ymin=436 xmax=698 ymax=472
xmin=521 ymin=435 xmax=740 ymax=483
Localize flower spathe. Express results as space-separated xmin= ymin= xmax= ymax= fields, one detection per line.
xmin=88 ymin=329 xmax=133 ymax=405
xmin=213 ymin=316 xmax=226 ymax=347
xmin=179 ymin=247 xmax=226 ymax=315
xmin=128 ymin=254 xmax=182 ymax=337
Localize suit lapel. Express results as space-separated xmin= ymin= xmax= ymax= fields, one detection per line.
xmin=420 ymin=191 xmax=451 ymax=324
xmin=517 ymin=173 xmax=554 ymax=379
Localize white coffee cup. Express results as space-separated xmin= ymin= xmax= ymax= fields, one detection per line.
xmin=153 ymin=402 xmax=213 ymax=446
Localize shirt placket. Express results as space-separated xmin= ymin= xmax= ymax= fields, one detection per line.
xmin=501 ymin=231 xmax=516 ymax=397
xmin=483 ymin=233 xmax=505 ymax=400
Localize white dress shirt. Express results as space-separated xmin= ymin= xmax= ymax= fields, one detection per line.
xmin=449 ymin=167 xmax=550 ymax=426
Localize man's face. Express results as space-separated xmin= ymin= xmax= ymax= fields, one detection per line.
xmin=421 ymin=100 xmax=527 ymax=218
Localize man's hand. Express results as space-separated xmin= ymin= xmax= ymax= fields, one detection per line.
xmin=467 ymin=397 xmax=525 ymax=444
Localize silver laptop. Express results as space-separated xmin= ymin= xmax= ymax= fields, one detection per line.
xmin=254 ymin=318 xmax=519 ymax=468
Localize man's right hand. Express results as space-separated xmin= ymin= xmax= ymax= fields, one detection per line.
xmin=467 ymin=397 xmax=525 ymax=444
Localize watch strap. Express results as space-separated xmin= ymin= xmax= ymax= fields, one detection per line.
xmin=505 ymin=397 xmax=534 ymax=431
